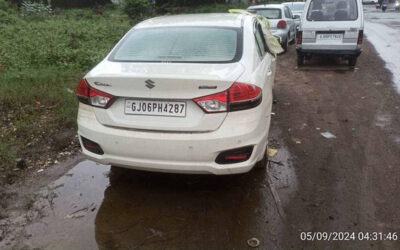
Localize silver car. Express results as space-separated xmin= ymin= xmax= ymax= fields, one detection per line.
xmin=248 ymin=4 xmax=298 ymax=52
xmin=283 ymin=2 xmax=305 ymax=30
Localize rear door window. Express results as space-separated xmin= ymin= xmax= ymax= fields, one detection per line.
xmin=284 ymin=7 xmax=292 ymax=18
xmin=307 ymin=0 xmax=358 ymax=21
xmin=254 ymin=23 xmax=266 ymax=58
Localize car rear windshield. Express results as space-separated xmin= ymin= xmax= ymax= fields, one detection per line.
xmin=287 ymin=3 xmax=305 ymax=11
xmin=109 ymin=27 xmax=241 ymax=63
xmin=307 ymin=0 xmax=358 ymax=21
xmin=254 ymin=9 xmax=282 ymax=19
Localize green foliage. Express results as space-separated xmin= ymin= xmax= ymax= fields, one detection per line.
xmin=123 ymin=0 xmax=154 ymax=20
xmin=0 ymin=7 xmax=130 ymax=72
xmin=0 ymin=6 xmax=131 ymax=171
xmin=50 ymin=0 xmax=111 ymax=8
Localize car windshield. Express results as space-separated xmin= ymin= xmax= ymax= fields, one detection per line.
xmin=110 ymin=27 xmax=240 ymax=63
xmin=287 ymin=3 xmax=305 ymax=11
xmin=254 ymin=9 xmax=282 ymax=19
xmin=307 ymin=0 xmax=358 ymax=21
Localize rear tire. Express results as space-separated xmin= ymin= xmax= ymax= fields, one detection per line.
xmin=281 ymin=38 xmax=289 ymax=52
xmin=289 ymin=32 xmax=296 ymax=45
xmin=348 ymin=56 xmax=357 ymax=66
xmin=297 ymin=53 xmax=305 ymax=66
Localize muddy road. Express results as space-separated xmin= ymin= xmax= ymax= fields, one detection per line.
xmin=1 ymin=27 xmax=400 ymax=250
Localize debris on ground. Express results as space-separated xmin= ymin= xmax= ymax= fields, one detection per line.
xmin=247 ymin=237 xmax=260 ymax=248
xmin=292 ymin=138 xmax=302 ymax=144
xmin=321 ymin=132 xmax=337 ymax=139
xmin=65 ymin=203 xmax=96 ymax=219
xmin=268 ymin=148 xmax=278 ymax=157
xmin=16 ymin=159 xmax=27 ymax=170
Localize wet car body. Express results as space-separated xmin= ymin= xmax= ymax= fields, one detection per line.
xmin=76 ymin=14 xmax=276 ymax=175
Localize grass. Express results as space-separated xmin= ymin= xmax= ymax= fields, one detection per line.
xmin=0 ymin=3 xmax=132 ymax=171
xmin=0 ymin=1 xmax=253 ymax=173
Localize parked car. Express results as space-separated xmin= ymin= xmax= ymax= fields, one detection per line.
xmin=362 ymin=0 xmax=378 ymax=4
xmin=76 ymin=14 xmax=276 ymax=175
xmin=248 ymin=4 xmax=298 ymax=51
xmin=296 ymin=0 xmax=364 ymax=66
xmin=283 ymin=2 xmax=306 ymax=30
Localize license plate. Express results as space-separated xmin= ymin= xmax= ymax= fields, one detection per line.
xmin=125 ymin=100 xmax=186 ymax=117
xmin=317 ymin=33 xmax=343 ymax=43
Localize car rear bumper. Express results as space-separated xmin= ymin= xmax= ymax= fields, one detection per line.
xmin=77 ymin=103 xmax=271 ymax=175
xmin=297 ymin=47 xmax=362 ymax=57
xmin=270 ymin=29 xmax=289 ymax=42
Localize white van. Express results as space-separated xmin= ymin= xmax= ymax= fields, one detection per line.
xmin=296 ymin=0 xmax=364 ymax=66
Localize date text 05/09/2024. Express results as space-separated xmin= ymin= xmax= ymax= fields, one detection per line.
xmin=300 ymin=232 xmax=398 ymax=241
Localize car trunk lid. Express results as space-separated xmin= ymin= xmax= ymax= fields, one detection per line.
xmin=85 ymin=60 xmax=245 ymax=132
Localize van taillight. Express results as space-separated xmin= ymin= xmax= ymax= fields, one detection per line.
xmin=357 ymin=30 xmax=363 ymax=45
xmin=297 ymin=31 xmax=303 ymax=45
xmin=277 ymin=20 xmax=287 ymax=29
xmin=194 ymin=82 xmax=262 ymax=113
xmin=76 ymin=79 xmax=115 ymax=109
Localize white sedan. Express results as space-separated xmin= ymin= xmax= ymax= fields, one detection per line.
xmin=76 ymin=13 xmax=276 ymax=175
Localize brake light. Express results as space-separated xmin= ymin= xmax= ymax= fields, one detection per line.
xmin=277 ymin=20 xmax=287 ymax=29
xmin=297 ymin=31 xmax=303 ymax=45
xmin=76 ymin=79 xmax=115 ymax=109
xmin=357 ymin=30 xmax=363 ymax=45
xmin=194 ymin=82 xmax=262 ymax=113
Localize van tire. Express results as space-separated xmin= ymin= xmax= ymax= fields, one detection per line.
xmin=297 ymin=54 xmax=305 ymax=66
xmin=348 ymin=57 xmax=357 ymax=66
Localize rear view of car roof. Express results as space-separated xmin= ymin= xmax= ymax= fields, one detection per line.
xmin=135 ymin=13 xmax=249 ymax=29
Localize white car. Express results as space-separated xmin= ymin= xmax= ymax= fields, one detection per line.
xmin=76 ymin=14 xmax=276 ymax=175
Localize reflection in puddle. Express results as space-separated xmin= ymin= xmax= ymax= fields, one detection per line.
xmin=5 ymin=138 xmax=297 ymax=249
xmin=23 ymin=162 xmax=110 ymax=250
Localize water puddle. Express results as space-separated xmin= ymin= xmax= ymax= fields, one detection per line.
xmin=1 ymin=130 xmax=298 ymax=249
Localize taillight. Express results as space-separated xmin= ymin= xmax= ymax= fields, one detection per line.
xmin=228 ymin=82 xmax=262 ymax=112
xmin=357 ymin=30 xmax=363 ymax=45
xmin=193 ymin=82 xmax=262 ymax=113
xmin=76 ymin=79 xmax=115 ymax=109
xmin=277 ymin=20 xmax=287 ymax=29
xmin=297 ymin=31 xmax=303 ymax=45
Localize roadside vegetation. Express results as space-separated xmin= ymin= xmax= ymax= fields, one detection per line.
xmin=0 ymin=0 xmax=253 ymax=178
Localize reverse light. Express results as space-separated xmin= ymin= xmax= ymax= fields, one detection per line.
xmin=76 ymin=79 xmax=115 ymax=109
xmin=194 ymin=82 xmax=262 ymax=113
xmin=193 ymin=91 xmax=228 ymax=113
xmin=357 ymin=30 xmax=364 ymax=45
xmin=277 ymin=20 xmax=287 ymax=29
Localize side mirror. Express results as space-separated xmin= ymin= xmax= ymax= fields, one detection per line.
xmin=293 ymin=15 xmax=300 ymax=19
